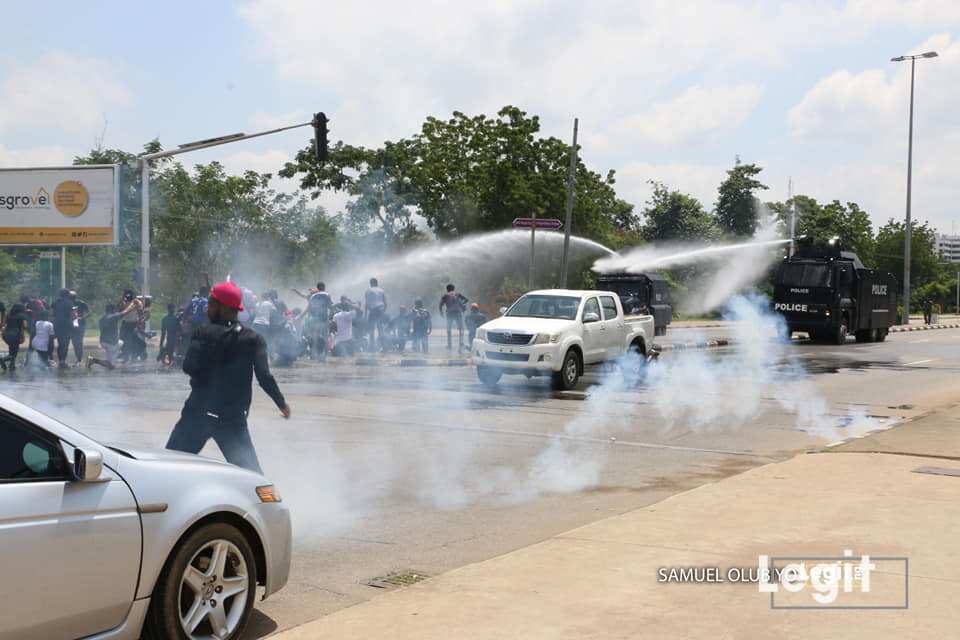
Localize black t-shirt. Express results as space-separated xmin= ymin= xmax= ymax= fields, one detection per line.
xmin=99 ymin=313 xmax=122 ymax=345
xmin=3 ymin=309 xmax=25 ymax=342
xmin=161 ymin=314 xmax=180 ymax=341
xmin=74 ymin=299 xmax=90 ymax=330
xmin=51 ymin=298 xmax=73 ymax=333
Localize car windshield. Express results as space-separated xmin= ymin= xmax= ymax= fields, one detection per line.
xmin=779 ymin=263 xmax=832 ymax=287
xmin=506 ymin=295 xmax=581 ymax=320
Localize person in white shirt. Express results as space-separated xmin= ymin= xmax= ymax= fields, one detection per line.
xmin=332 ymin=297 xmax=358 ymax=357
xmin=253 ymin=291 xmax=278 ymax=354
xmin=32 ymin=311 xmax=54 ymax=366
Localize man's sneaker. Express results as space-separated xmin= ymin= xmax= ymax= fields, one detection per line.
xmin=85 ymin=356 xmax=94 ymax=370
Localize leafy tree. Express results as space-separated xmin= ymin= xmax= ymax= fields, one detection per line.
xmin=768 ymin=196 xmax=874 ymax=265
xmin=874 ymin=219 xmax=943 ymax=306
xmin=281 ymin=106 xmax=634 ymax=250
xmin=714 ymin=159 xmax=767 ymax=237
xmin=641 ymin=181 xmax=717 ymax=243
xmin=152 ymin=161 xmax=337 ymax=302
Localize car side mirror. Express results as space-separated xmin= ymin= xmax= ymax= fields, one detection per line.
xmin=583 ymin=312 xmax=600 ymax=323
xmin=499 ymin=306 xmax=508 ymax=315
xmin=72 ymin=448 xmax=103 ymax=482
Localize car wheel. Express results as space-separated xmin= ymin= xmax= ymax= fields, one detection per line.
xmin=477 ymin=365 xmax=502 ymax=388
xmin=144 ymin=522 xmax=257 ymax=640
xmin=552 ymin=350 xmax=580 ymax=391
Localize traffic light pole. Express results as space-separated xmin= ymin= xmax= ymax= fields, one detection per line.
xmin=137 ymin=115 xmax=329 ymax=301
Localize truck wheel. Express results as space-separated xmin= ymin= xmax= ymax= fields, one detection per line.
xmin=620 ymin=341 xmax=647 ymax=387
xmin=833 ymin=320 xmax=848 ymax=345
xmin=875 ymin=329 xmax=888 ymax=343
xmin=552 ymin=350 xmax=580 ymax=391
xmin=477 ymin=366 xmax=502 ymax=388
xmin=655 ymin=325 xmax=666 ymax=337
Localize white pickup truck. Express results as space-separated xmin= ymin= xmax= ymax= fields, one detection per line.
xmin=472 ymin=289 xmax=656 ymax=390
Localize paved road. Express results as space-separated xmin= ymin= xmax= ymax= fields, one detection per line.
xmin=3 ymin=327 xmax=959 ymax=637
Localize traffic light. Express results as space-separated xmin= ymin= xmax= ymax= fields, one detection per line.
xmin=312 ymin=112 xmax=329 ymax=164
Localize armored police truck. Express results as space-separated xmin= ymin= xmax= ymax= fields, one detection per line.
xmin=772 ymin=238 xmax=897 ymax=344
xmin=595 ymin=272 xmax=672 ymax=336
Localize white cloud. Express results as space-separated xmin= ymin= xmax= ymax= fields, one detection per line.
xmin=236 ymin=4 xmax=960 ymax=232
xmin=248 ymin=110 xmax=310 ymax=131
xmin=0 ymin=51 xmax=131 ymax=136
xmin=0 ymin=143 xmax=70 ymax=167
xmin=784 ymin=33 xmax=960 ymax=231
xmin=618 ymin=162 xmax=728 ymax=210
xmin=616 ymin=84 xmax=763 ymax=144
xmin=788 ymin=69 xmax=900 ymax=140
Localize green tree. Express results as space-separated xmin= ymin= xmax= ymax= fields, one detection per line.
xmin=874 ymin=219 xmax=943 ymax=307
xmin=641 ymin=181 xmax=717 ymax=243
xmin=281 ymin=106 xmax=634 ymax=249
xmin=714 ymin=160 xmax=767 ymax=237
xmin=768 ymin=196 xmax=875 ymax=265
xmin=152 ymin=161 xmax=337 ymax=302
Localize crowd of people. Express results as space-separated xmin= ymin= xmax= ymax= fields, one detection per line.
xmin=0 ymin=276 xmax=490 ymax=373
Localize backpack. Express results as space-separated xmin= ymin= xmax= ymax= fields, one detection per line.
xmin=444 ymin=292 xmax=467 ymax=315
xmin=188 ymin=296 xmax=208 ymax=324
xmin=412 ymin=309 xmax=431 ymax=333
xmin=308 ymin=292 xmax=330 ymax=318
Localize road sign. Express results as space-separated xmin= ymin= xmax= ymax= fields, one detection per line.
xmin=37 ymin=251 xmax=59 ymax=259
xmin=513 ymin=217 xmax=562 ymax=230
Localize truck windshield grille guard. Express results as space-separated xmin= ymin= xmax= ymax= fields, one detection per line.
xmin=487 ymin=332 xmax=534 ymax=346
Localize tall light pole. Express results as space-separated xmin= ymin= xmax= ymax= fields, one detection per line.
xmin=891 ymin=51 xmax=937 ymax=324
xmin=137 ymin=117 xmax=328 ymax=299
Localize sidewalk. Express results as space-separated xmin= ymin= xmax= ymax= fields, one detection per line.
xmin=273 ymin=402 xmax=960 ymax=639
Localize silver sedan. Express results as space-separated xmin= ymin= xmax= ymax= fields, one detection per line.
xmin=0 ymin=393 xmax=291 ymax=640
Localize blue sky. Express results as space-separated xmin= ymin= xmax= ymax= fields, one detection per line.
xmin=3 ymin=1 xmax=960 ymax=234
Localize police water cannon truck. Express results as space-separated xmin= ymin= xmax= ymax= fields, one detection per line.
xmin=772 ymin=237 xmax=897 ymax=344
xmin=595 ymin=272 xmax=672 ymax=336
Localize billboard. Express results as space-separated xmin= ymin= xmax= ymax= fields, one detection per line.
xmin=0 ymin=165 xmax=119 ymax=246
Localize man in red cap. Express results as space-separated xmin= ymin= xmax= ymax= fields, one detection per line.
xmin=165 ymin=281 xmax=291 ymax=472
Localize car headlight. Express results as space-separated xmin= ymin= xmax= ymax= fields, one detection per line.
xmin=256 ymin=484 xmax=282 ymax=503
xmin=476 ymin=328 xmax=487 ymax=341
xmin=534 ymin=333 xmax=560 ymax=344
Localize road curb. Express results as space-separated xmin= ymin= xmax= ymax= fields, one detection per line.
xmin=890 ymin=323 xmax=960 ymax=333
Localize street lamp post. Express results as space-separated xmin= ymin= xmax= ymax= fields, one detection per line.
xmin=137 ymin=117 xmax=327 ymax=300
xmin=891 ymin=51 xmax=937 ymax=324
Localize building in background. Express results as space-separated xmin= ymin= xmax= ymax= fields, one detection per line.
xmin=936 ymin=234 xmax=960 ymax=263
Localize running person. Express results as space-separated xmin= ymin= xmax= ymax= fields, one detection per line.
xmin=165 ymin=281 xmax=290 ymax=472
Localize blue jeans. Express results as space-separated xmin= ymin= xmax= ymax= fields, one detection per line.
xmin=446 ymin=313 xmax=464 ymax=349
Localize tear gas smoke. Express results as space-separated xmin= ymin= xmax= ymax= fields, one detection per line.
xmin=0 ymin=294 xmax=891 ymax=544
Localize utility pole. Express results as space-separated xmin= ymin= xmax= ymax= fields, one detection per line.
xmin=60 ymin=247 xmax=66 ymax=290
xmin=529 ymin=209 xmax=537 ymax=290
xmin=891 ymin=50 xmax=937 ymax=325
xmin=559 ymin=118 xmax=579 ymax=287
